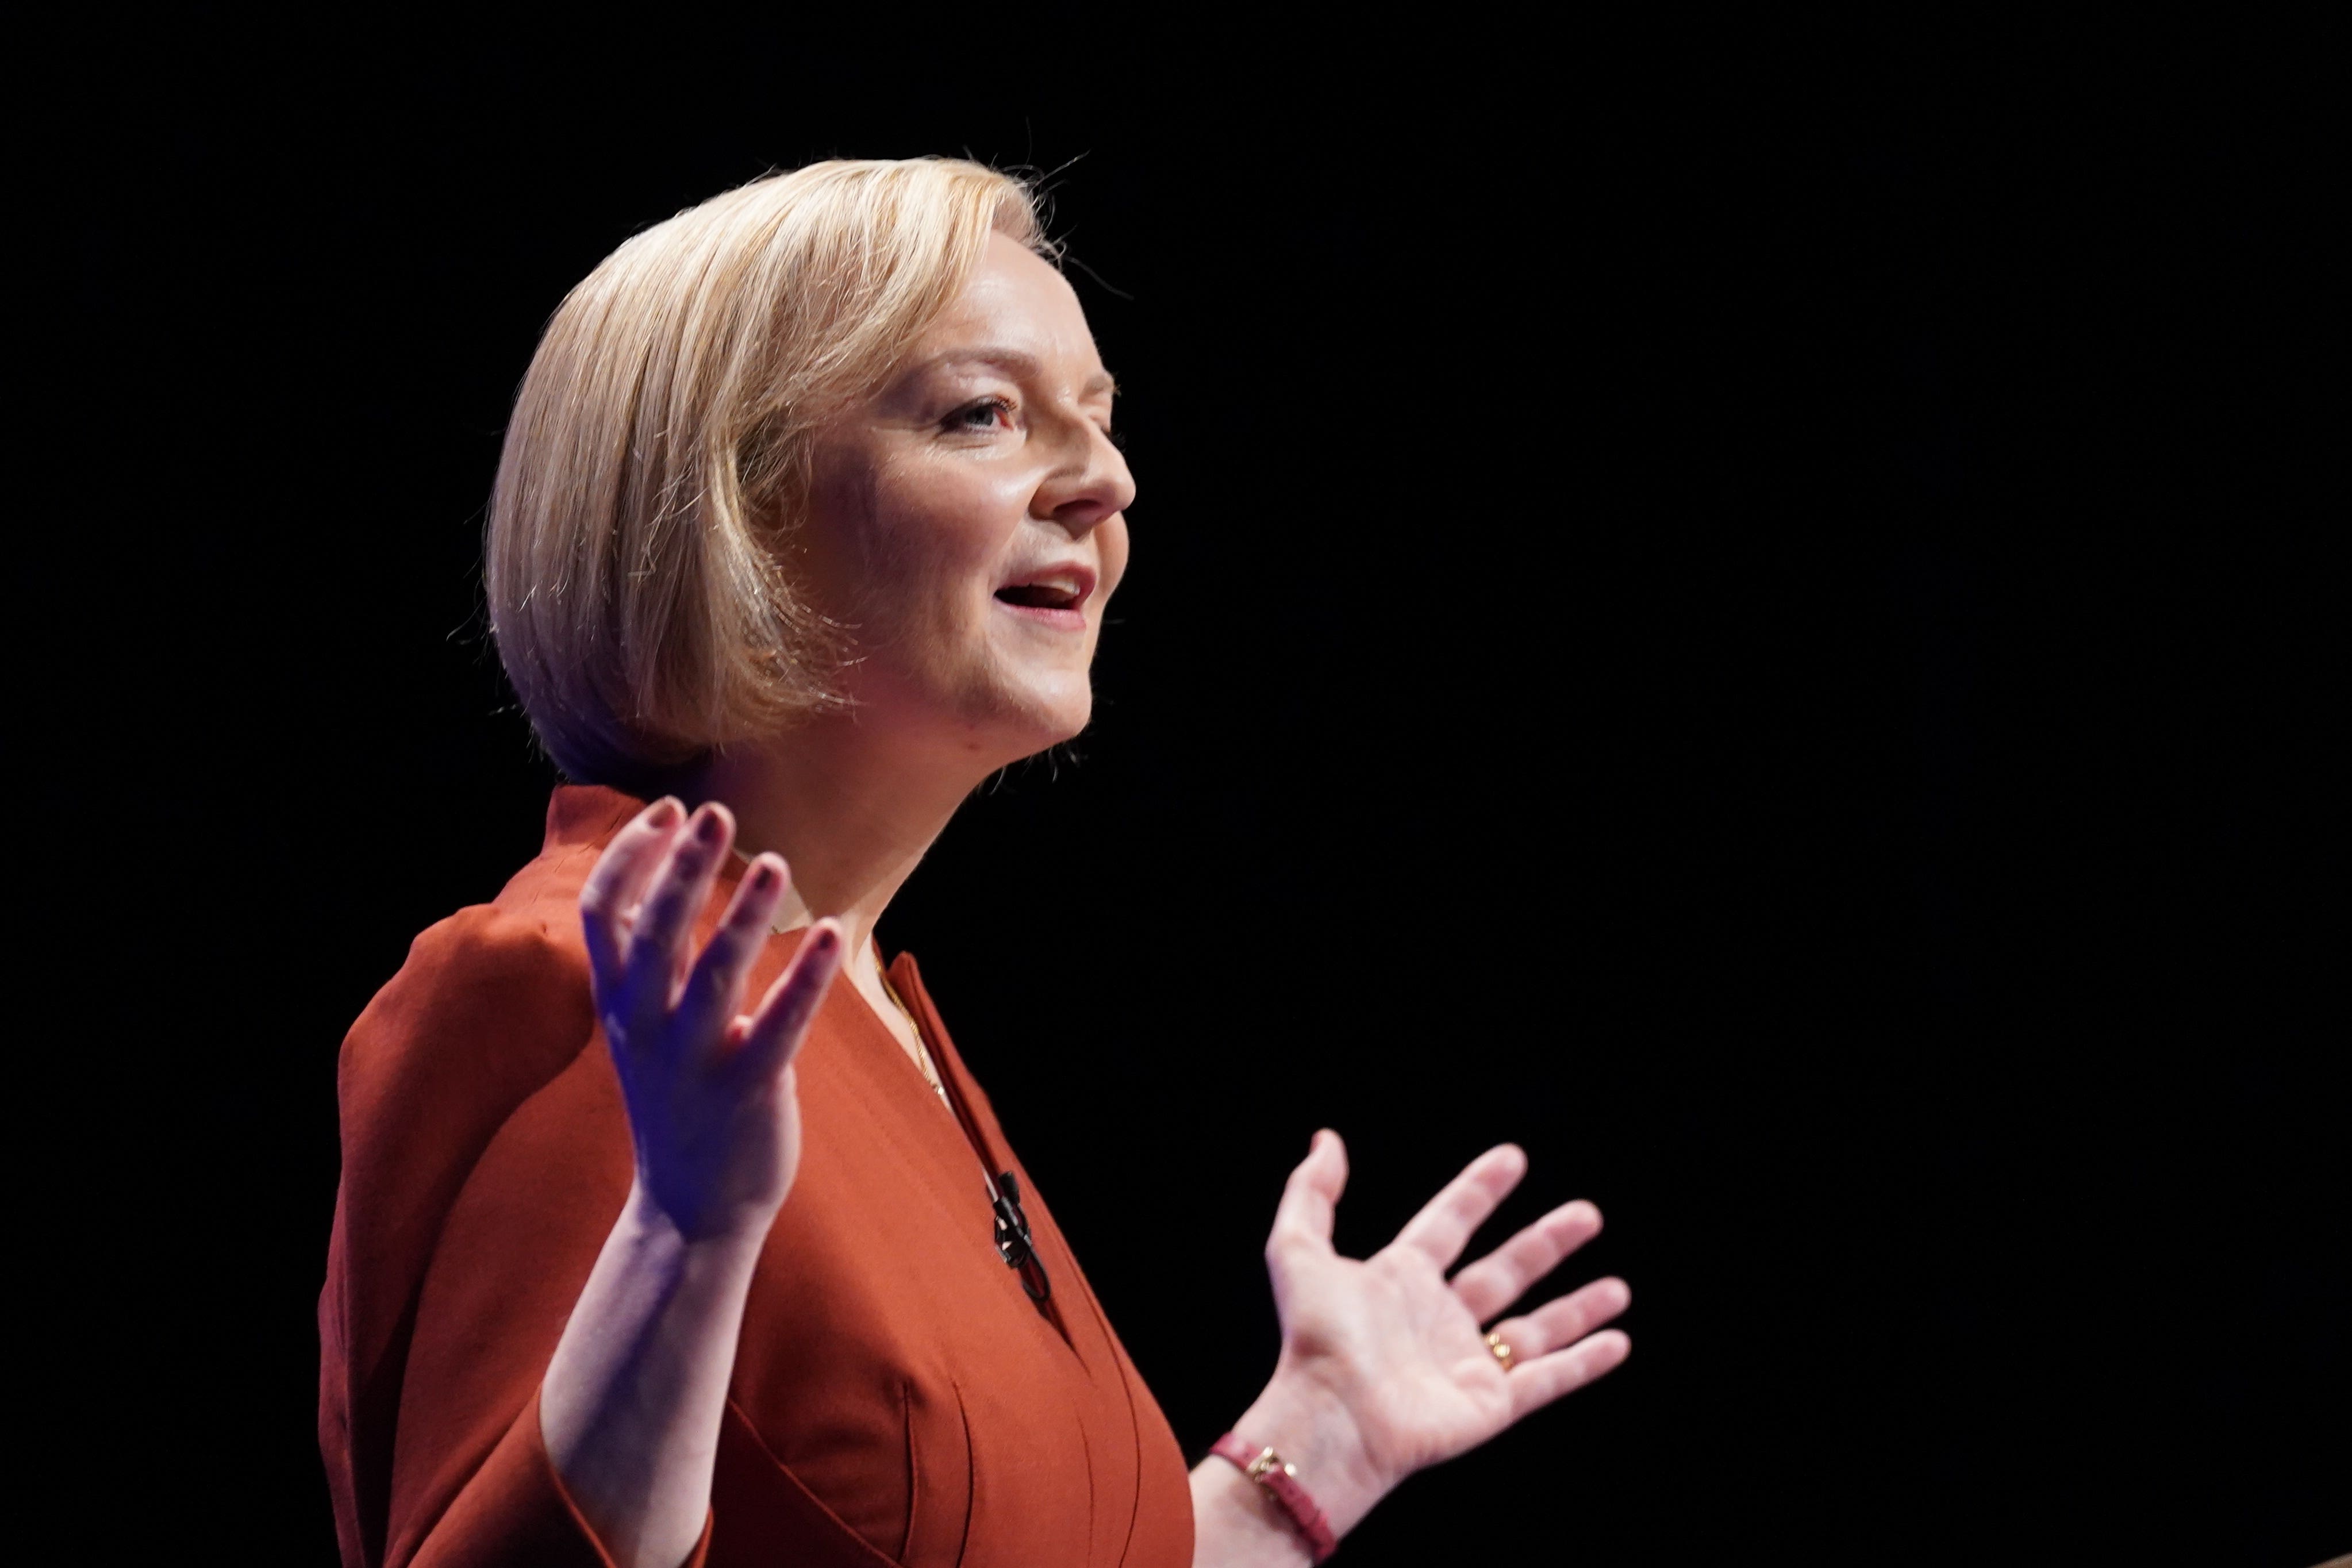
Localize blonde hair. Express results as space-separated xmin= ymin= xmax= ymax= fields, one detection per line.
xmin=486 ymin=158 xmax=1046 ymax=789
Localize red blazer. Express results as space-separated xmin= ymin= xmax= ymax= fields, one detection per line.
xmin=319 ymin=786 xmax=1194 ymax=1567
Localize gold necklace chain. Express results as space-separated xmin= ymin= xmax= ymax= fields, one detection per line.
xmin=874 ymin=955 xmax=950 ymax=1101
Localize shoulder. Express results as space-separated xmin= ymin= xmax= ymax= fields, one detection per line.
xmin=336 ymin=787 xmax=642 ymax=1144
xmin=328 ymin=877 xmax=610 ymax=1333
xmin=339 ymin=886 xmax=599 ymax=1144
xmin=372 ymin=901 xmax=589 ymax=1027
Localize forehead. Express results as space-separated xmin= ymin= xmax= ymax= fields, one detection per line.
xmin=914 ymin=231 xmax=1105 ymax=377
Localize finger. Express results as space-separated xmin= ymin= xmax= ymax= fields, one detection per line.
xmin=623 ymin=801 xmax=735 ymax=1012
xmin=731 ymin=918 xmax=846 ymax=1087
xmin=1391 ymin=1144 xmax=1528 ymax=1271
xmin=1488 ymin=1276 xmax=1630 ymax=1361
xmin=674 ymin=852 xmax=794 ymax=1056
xmin=579 ymin=798 xmax=686 ymax=996
xmin=1448 ymin=1198 xmax=1604 ymax=1322
xmin=1508 ymin=1329 xmax=1631 ymax=1421
xmin=1266 ymin=1129 xmax=1348 ymax=1260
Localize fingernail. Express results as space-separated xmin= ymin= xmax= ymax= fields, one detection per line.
xmin=748 ymin=860 xmax=778 ymax=892
xmin=647 ymin=797 xmax=682 ymax=827
xmin=810 ymin=923 xmax=840 ymax=954
xmin=694 ymin=807 xmax=724 ymax=844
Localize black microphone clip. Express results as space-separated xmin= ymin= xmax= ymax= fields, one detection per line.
xmin=990 ymin=1169 xmax=1052 ymax=1306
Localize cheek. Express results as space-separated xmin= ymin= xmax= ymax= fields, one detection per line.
xmin=1096 ymin=518 xmax=1133 ymax=604
xmin=869 ymin=464 xmax=1029 ymax=606
xmin=800 ymin=455 xmax=891 ymax=617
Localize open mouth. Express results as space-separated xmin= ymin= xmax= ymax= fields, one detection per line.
xmin=992 ymin=565 xmax=1095 ymax=621
xmin=994 ymin=582 xmax=1084 ymax=611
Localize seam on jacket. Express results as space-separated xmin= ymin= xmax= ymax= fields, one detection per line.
xmin=901 ymin=1378 xmax=918 ymax=1563
xmin=720 ymin=1397 xmax=904 ymax=1568
xmin=951 ymin=1378 xmax=975 ymax=1568
xmin=1054 ymin=1203 xmax=1151 ymax=1566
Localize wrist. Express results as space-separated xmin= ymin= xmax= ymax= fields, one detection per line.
xmin=1228 ymin=1365 xmax=1390 ymax=1539
xmin=622 ymin=1178 xmax=776 ymax=1267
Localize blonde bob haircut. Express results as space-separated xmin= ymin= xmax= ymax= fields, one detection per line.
xmin=486 ymin=158 xmax=1047 ymax=791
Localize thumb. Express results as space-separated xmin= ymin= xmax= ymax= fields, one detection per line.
xmin=1267 ymin=1128 xmax=1348 ymax=1259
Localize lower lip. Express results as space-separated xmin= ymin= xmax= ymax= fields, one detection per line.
xmin=994 ymin=599 xmax=1088 ymax=632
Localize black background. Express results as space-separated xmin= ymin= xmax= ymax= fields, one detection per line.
xmin=29 ymin=13 xmax=2343 ymax=1566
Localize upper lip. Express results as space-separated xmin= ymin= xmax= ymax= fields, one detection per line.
xmin=993 ymin=561 xmax=1097 ymax=611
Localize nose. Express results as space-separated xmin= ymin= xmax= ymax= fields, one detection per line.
xmin=1032 ymin=415 xmax=1135 ymax=539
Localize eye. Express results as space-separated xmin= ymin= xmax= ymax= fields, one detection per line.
xmin=945 ymin=395 xmax=1016 ymax=432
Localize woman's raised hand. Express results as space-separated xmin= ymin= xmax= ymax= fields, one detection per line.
xmin=1246 ymin=1133 xmax=1630 ymax=1532
xmin=578 ymin=797 xmax=845 ymax=1242
xmin=545 ymin=797 xmax=846 ymax=1565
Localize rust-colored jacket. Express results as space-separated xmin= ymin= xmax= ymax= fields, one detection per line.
xmin=319 ymin=786 xmax=1193 ymax=1567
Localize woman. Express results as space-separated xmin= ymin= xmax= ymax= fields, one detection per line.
xmin=319 ymin=157 xmax=1630 ymax=1568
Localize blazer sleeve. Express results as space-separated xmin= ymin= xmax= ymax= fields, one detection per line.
xmin=318 ymin=902 xmax=708 ymax=1568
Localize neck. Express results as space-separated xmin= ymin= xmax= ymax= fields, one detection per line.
xmin=679 ymin=710 xmax=998 ymax=988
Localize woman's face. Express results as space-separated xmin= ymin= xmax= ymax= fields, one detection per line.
xmin=800 ymin=232 xmax=1133 ymax=763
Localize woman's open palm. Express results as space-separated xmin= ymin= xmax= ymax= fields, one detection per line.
xmin=1262 ymin=1132 xmax=1630 ymax=1497
xmin=579 ymin=798 xmax=844 ymax=1242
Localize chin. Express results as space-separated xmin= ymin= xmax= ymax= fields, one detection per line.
xmin=1010 ymin=691 xmax=1096 ymax=754
xmin=958 ymin=671 xmax=1095 ymax=761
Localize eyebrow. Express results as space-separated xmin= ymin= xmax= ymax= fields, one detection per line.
xmin=920 ymin=348 xmax=1119 ymax=400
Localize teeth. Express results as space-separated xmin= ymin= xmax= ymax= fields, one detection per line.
xmin=1002 ymin=573 xmax=1079 ymax=605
